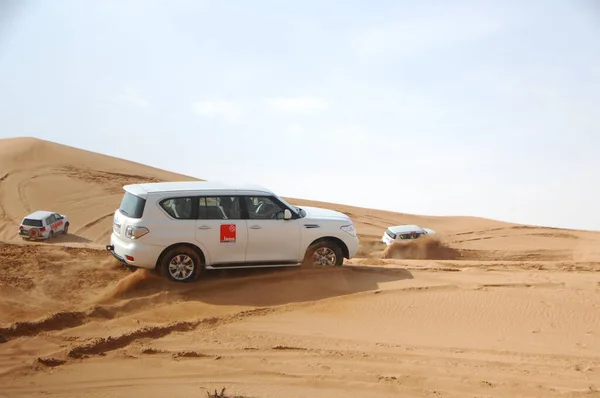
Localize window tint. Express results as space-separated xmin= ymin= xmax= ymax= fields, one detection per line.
xmin=244 ymin=196 xmax=286 ymax=219
xmin=22 ymin=218 xmax=43 ymax=227
xmin=119 ymin=192 xmax=146 ymax=219
xmin=385 ymin=229 xmax=397 ymax=239
xmin=198 ymin=196 xmax=242 ymax=220
xmin=160 ymin=197 xmax=195 ymax=219
xmin=47 ymin=215 xmax=56 ymax=224
xmin=398 ymin=232 xmax=421 ymax=239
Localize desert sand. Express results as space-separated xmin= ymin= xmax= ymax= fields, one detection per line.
xmin=0 ymin=137 xmax=599 ymax=398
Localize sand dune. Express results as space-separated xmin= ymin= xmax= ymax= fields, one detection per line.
xmin=1 ymin=137 xmax=600 ymax=398
xmin=0 ymin=137 xmax=197 ymax=244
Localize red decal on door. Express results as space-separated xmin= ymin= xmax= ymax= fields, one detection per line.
xmin=220 ymin=224 xmax=236 ymax=243
xmin=52 ymin=220 xmax=63 ymax=230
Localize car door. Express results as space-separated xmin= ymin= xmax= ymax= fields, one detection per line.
xmin=44 ymin=215 xmax=55 ymax=237
xmin=242 ymin=195 xmax=302 ymax=264
xmin=52 ymin=213 xmax=65 ymax=232
xmin=155 ymin=195 xmax=197 ymax=248
xmin=194 ymin=195 xmax=248 ymax=266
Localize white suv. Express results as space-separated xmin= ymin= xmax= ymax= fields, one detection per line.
xmin=18 ymin=210 xmax=70 ymax=240
xmin=106 ymin=181 xmax=359 ymax=282
xmin=381 ymin=224 xmax=436 ymax=245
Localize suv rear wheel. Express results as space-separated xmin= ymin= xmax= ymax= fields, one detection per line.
xmin=158 ymin=245 xmax=202 ymax=283
xmin=303 ymin=240 xmax=344 ymax=267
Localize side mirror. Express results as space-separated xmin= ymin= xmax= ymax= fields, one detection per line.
xmin=283 ymin=209 xmax=292 ymax=220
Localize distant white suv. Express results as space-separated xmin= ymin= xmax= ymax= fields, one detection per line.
xmin=106 ymin=181 xmax=359 ymax=282
xmin=18 ymin=210 xmax=70 ymax=240
xmin=381 ymin=224 xmax=436 ymax=245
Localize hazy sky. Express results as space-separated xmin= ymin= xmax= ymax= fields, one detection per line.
xmin=1 ymin=0 xmax=599 ymax=230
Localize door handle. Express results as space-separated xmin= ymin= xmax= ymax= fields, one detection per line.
xmin=250 ymin=225 xmax=262 ymax=229
xmin=198 ymin=225 xmax=211 ymax=230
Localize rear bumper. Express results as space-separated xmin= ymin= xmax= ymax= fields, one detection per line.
xmin=106 ymin=244 xmax=126 ymax=264
xmin=19 ymin=230 xmax=46 ymax=240
xmin=107 ymin=233 xmax=161 ymax=270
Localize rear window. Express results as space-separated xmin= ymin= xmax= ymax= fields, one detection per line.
xmin=22 ymin=218 xmax=43 ymax=227
xmin=119 ymin=192 xmax=146 ymax=219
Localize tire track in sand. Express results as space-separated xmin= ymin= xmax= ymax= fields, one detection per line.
xmin=65 ymin=307 xmax=275 ymax=359
xmin=14 ymin=170 xmax=69 ymax=215
xmin=0 ymin=307 xmax=112 ymax=342
xmin=73 ymin=212 xmax=114 ymax=236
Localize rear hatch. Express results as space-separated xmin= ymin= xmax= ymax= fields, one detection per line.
xmin=113 ymin=191 xmax=147 ymax=239
xmin=20 ymin=218 xmax=44 ymax=236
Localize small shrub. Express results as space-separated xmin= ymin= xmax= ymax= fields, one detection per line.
xmin=205 ymin=387 xmax=248 ymax=398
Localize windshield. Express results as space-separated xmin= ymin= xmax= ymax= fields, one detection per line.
xmin=275 ymin=195 xmax=306 ymax=218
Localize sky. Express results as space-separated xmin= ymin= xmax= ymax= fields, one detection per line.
xmin=0 ymin=0 xmax=599 ymax=230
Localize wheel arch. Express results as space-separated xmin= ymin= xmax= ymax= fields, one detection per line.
xmin=308 ymin=236 xmax=350 ymax=259
xmin=155 ymin=242 xmax=206 ymax=270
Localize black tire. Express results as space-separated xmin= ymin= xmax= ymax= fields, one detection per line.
xmin=303 ymin=240 xmax=344 ymax=267
xmin=63 ymin=222 xmax=69 ymax=234
xmin=49 ymin=230 xmax=54 ymax=240
xmin=158 ymin=245 xmax=202 ymax=283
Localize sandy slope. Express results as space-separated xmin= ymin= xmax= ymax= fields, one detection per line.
xmin=1 ymin=137 xmax=600 ymax=398
xmin=0 ymin=137 xmax=197 ymax=244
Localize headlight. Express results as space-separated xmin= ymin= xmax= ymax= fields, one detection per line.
xmin=125 ymin=226 xmax=149 ymax=239
xmin=340 ymin=224 xmax=356 ymax=237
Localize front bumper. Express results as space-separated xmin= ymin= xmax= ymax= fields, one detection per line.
xmin=346 ymin=235 xmax=360 ymax=258
xmin=381 ymin=234 xmax=393 ymax=245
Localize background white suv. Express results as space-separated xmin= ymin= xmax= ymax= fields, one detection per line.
xmin=106 ymin=181 xmax=359 ymax=282
xmin=18 ymin=210 xmax=70 ymax=240
xmin=381 ymin=224 xmax=436 ymax=245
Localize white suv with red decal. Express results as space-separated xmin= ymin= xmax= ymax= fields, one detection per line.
xmin=106 ymin=181 xmax=360 ymax=282
xmin=18 ymin=211 xmax=70 ymax=240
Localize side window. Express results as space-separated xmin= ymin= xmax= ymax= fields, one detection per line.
xmin=198 ymin=196 xmax=242 ymax=220
xmin=160 ymin=197 xmax=194 ymax=219
xmin=244 ymin=196 xmax=286 ymax=220
xmin=46 ymin=215 xmax=55 ymax=225
xmin=399 ymin=232 xmax=421 ymax=239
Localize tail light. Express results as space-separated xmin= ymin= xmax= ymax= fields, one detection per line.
xmin=125 ymin=226 xmax=149 ymax=239
xmin=40 ymin=227 xmax=46 ymax=232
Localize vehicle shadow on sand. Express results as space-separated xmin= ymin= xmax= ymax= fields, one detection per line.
xmin=45 ymin=233 xmax=92 ymax=244
xmin=103 ymin=265 xmax=414 ymax=308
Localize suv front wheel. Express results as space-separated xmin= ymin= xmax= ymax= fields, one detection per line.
xmin=304 ymin=240 xmax=344 ymax=267
xmin=158 ymin=245 xmax=202 ymax=283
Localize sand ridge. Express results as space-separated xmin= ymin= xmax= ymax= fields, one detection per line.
xmin=1 ymin=137 xmax=600 ymax=398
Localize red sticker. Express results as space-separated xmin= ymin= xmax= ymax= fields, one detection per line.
xmin=220 ymin=224 xmax=236 ymax=243
xmin=52 ymin=220 xmax=63 ymax=230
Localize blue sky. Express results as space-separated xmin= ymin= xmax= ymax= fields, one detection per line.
xmin=1 ymin=0 xmax=599 ymax=230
